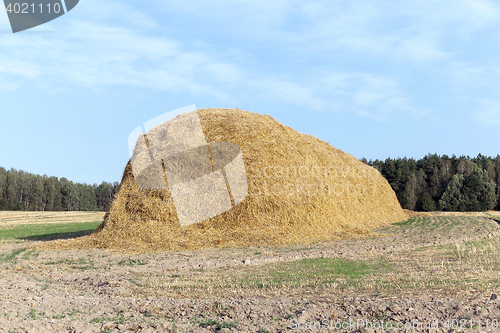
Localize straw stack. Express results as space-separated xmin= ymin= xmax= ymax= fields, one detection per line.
xmin=46 ymin=108 xmax=407 ymax=252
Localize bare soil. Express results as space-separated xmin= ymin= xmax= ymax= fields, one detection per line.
xmin=1 ymin=213 xmax=500 ymax=332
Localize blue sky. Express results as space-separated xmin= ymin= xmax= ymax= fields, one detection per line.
xmin=1 ymin=0 xmax=499 ymax=184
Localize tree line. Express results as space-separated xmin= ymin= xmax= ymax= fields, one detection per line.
xmin=362 ymin=154 xmax=500 ymax=212
xmin=2 ymin=153 xmax=500 ymax=213
xmin=0 ymin=167 xmax=118 ymax=212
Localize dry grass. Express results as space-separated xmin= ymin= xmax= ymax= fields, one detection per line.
xmin=42 ymin=108 xmax=407 ymax=253
xmin=0 ymin=211 xmax=105 ymax=226
xmin=3 ymin=213 xmax=499 ymax=301
xmin=127 ymin=257 xmax=392 ymax=299
xmin=364 ymin=239 xmax=500 ymax=297
xmin=117 ymin=216 xmax=500 ymax=299
xmin=124 ymin=235 xmax=500 ymax=300
xmin=427 ymin=211 xmax=500 ymax=218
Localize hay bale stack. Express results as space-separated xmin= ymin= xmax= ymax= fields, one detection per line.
xmin=53 ymin=108 xmax=407 ymax=252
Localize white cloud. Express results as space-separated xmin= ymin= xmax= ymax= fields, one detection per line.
xmin=0 ymin=6 xmax=9 ymax=27
xmin=159 ymin=0 xmax=500 ymax=64
xmin=322 ymin=72 xmax=425 ymax=122
xmin=459 ymin=0 xmax=500 ymax=32
xmin=0 ymin=58 xmax=40 ymax=78
xmin=0 ymin=17 xmax=245 ymax=100
xmin=397 ymin=35 xmax=450 ymax=62
xmin=0 ymin=12 xmax=426 ymax=121
xmin=75 ymin=0 xmax=159 ymax=29
xmin=444 ymin=62 xmax=500 ymax=106
xmin=163 ymin=0 xmax=293 ymax=29
xmin=240 ymin=70 xmax=424 ymax=119
xmin=6 ymin=0 xmax=492 ymax=123
xmin=0 ymin=82 xmax=19 ymax=90
xmin=292 ymin=1 xmax=487 ymax=62
xmin=478 ymin=100 xmax=500 ymax=125
xmin=256 ymin=77 xmax=327 ymax=110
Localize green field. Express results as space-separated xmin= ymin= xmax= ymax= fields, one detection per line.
xmin=0 ymin=221 xmax=102 ymax=241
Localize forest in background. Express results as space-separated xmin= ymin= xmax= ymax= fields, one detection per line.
xmin=363 ymin=154 xmax=500 ymax=212
xmin=0 ymin=167 xmax=118 ymax=212
xmin=1 ymin=153 xmax=499 ymax=212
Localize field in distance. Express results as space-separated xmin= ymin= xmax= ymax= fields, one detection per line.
xmin=0 ymin=211 xmax=104 ymax=242
xmin=1 ymin=211 xmax=500 ymax=332
xmin=0 ymin=211 xmax=105 ymax=226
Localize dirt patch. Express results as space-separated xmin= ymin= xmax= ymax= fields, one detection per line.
xmin=1 ymin=215 xmax=500 ymax=332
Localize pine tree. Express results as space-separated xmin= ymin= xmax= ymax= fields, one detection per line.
xmin=403 ymin=173 xmax=418 ymax=210
xmin=420 ymin=192 xmax=436 ymax=212
xmin=18 ymin=171 xmax=32 ymax=210
xmin=78 ymin=184 xmax=97 ymax=211
xmin=6 ymin=169 xmax=20 ymax=210
xmin=463 ymin=165 xmax=497 ymax=211
xmin=484 ymin=179 xmax=497 ymax=211
xmin=439 ymin=159 xmax=452 ymax=186
xmin=62 ymin=181 xmax=78 ymax=211
xmin=0 ymin=167 xmax=6 ymax=209
xmin=497 ymin=172 xmax=500 ymax=210
xmin=43 ymin=176 xmax=58 ymax=211
xmin=482 ymin=169 xmax=497 ymax=211
xmin=382 ymin=158 xmax=398 ymax=192
xmin=415 ymin=169 xmax=427 ymax=210
xmin=95 ymin=182 xmax=116 ymax=212
xmin=485 ymin=159 xmax=497 ymax=183
xmin=439 ymin=174 xmax=465 ymax=211
xmin=30 ymin=175 xmax=44 ymax=211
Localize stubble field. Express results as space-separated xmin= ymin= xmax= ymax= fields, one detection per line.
xmin=1 ymin=211 xmax=500 ymax=332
